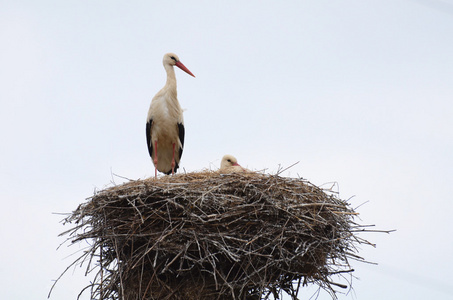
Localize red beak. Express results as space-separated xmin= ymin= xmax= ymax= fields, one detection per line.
xmin=233 ymin=162 xmax=240 ymax=167
xmin=175 ymin=61 xmax=195 ymax=77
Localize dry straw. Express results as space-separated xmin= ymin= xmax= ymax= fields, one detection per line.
xmin=53 ymin=170 xmax=378 ymax=300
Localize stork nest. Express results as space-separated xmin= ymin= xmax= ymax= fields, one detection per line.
xmin=56 ymin=171 xmax=374 ymax=300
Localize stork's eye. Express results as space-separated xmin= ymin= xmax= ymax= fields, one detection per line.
xmin=170 ymin=56 xmax=177 ymax=61
xmin=227 ymin=159 xmax=231 ymax=162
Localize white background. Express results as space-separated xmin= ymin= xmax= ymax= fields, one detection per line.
xmin=1 ymin=0 xmax=452 ymax=299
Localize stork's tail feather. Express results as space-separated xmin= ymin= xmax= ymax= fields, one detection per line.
xmin=163 ymin=162 xmax=179 ymax=175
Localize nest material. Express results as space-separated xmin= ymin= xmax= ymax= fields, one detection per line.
xmin=61 ymin=171 xmax=371 ymax=300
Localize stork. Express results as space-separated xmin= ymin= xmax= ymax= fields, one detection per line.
xmin=146 ymin=53 xmax=195 ymax=177
xmin=218 ymin=154 xmax=247 ymax=174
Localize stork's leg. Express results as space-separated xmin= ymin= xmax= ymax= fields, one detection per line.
xmin=154 ymin=140 xmax=158 ymax=178
xmin=171 ymin=143 xmax=176 ymax=175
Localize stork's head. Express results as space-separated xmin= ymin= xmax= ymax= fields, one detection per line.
xmin=163 ymin=53 xmax=195 ymax=77
xmin=220 ymin=154 xmax=241 ymax=169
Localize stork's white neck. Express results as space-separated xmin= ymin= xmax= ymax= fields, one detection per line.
xmin=164 ymin=64 xmax=177 ymax=89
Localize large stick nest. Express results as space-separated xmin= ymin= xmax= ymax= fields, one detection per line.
xmin=59 ymin=171 xmax=373 ymax=300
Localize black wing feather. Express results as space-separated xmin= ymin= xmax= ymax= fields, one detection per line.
xmin=177 ymin=122 xmax=185 ymax=160
xmin=146 ymin=119 xmax=153 ymax=159
xmin=171 ymin=122 xmax=184 ymax=174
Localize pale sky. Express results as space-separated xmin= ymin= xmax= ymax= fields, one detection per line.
xmin=1 ymin=0 xmax=452 ymax=299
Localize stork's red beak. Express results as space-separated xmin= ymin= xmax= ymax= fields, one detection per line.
xmin=175 ymin=61 xmax=195 ymax=77
xmin=233 ymin=162 xmax=240 ymax=167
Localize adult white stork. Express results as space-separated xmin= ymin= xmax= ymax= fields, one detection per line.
xmin=146 ymin=53 xmax=195 ymax=176
xmin=218 ymin=154 xmax=247 ymax=173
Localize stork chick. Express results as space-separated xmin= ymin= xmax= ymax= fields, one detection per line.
xmin=218 ymin=154 xmax=247 ymax=174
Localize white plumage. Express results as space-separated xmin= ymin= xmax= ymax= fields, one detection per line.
xmin=146 ymin=53 xmax=195 ymax=176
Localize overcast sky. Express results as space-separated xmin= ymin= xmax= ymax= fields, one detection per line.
xmin=1 ymin=0 xmax=452 ymax=299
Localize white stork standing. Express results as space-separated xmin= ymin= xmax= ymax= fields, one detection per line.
xmin=146 ymin=53 xmax=195 ymax=177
